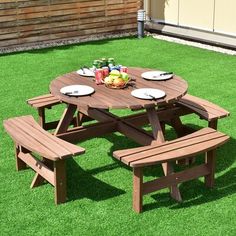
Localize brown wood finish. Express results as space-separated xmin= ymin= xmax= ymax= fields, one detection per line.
xmin=54 ymin=160 xmax=67 ymax=204
xmin=15 ymin=144 xmax=27 ymax=171
xmin=50 ymin=68 xmax=188 ymax=110
xmin=18 ymin=152 xmax=55 ymax=186
xmin=3 ymin=115 xmax=85 ymax=204
xmin=177 ymin=94 xmax=230 ymax=123
xmin=133 ymin=167 xmax=143 ymax=213
xmin=0 ymin=0 xmax=141 ymax=49
xmin=114 ymin=128 xmax=229 ymax=167
xmin=54 ymin=104 xmax=77 ymax=135
xmin=27 ymin=94 xmax=61 ymax=108
xmin=4 ymin=116 xmax=85 ymax=160
xmin=204 ymin=150 xmax=216 ymax=188
xmin=113 ymin=128 xmax=229 ymax=212
xmin=50 ymin=67 xmax=188 ymax=204
xmin=27 ymin=94 xmax=61 ymax=129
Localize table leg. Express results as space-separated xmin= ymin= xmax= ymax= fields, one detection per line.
xmin=146 ymin=107 xmax=165 ymax=143
xmin=54 ymin=104 xmax=77 ymax=135
xmin=146 ymin=107 xmax=182 ymax=202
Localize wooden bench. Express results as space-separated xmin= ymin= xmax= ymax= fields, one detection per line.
xmin=113 ymin=127 xmax=229 ymax=213
xmin=3 ymin=115 xmax=85 ymax=204
xmin=27 ymin=94 xmax=92 ymax=130
xmin=27 ymin=94 xmax=61 ymax=129
xmin=177 ymin=94 xmax=230 ymax=129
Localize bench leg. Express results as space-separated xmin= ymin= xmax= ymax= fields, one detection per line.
xmin=209 ymin=120 xmax=218 ymax=129
xmin=204 ymin=150 xmax=216 ymax=188
xmin=133 ymin=167 xmax=143 ymax=213
xmin=38 ymin=108 xmax=46 ymax=128
xmin=54 ymin=159 xmax=67 ymax=204
xmin=15 ymin=145 xmax=27 ymax=171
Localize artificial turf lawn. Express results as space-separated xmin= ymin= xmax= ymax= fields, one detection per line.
xmin=1 ymin=36 xmax=236 ymax=236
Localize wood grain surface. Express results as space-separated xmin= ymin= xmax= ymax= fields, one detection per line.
xmin=50 ymin=67 xmax=188 ymax=110
xmin=0 ymin=0 xmax=141 ymax=49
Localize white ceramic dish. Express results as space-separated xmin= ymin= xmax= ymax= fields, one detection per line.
xmin=76 ymin=68 xmax=95 ymax=77
xmin=60 ymin=85 xmax=95 ymax=96
xmin=131 ymin=88 xmax=166 ymax=100
xmin=141 ymin=71 xmax=173 ymax=81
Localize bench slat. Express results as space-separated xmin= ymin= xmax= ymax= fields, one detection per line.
xmin=27 ymin=94 xmax=60 ymax=108
xmin=114 ymin=127 xmax=216 ymax=158
xmin=113 ymin=128 xmax=229 ymax=168
xmin=4 ymin=115 xmax=85 ymax=160
xmin=177 ymin=94 xmax=229 ymax=121
xmin=4 ymin=119 xmax=59 ymax=160
xmin=117 ymin=131 xmax=226 ymax=166
xmin=13 ymin=117 xmax=75 ymax=158
xmin=20 ymin=116 xmax=82 ymax=155
xmin=131 ymin=135 xmax=228 ymax=167
xmin=27 ymin=94 xmax=55 ymax=101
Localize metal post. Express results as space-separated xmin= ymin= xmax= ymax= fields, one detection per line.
xmin=137 ymin=10 xmax=146 ymax=39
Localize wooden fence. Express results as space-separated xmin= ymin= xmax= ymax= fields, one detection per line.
xmin=0 ymin=0 xmax=142 ymax=50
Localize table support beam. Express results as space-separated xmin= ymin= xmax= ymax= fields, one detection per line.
xmin=54 ymin=104 xmax=77 ymax=135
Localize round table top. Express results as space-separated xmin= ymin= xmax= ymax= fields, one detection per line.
xmin=50 ymin=67 xmax=188 ymax=110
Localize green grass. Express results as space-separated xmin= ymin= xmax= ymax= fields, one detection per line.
xmin=1 ymin=36 xmax=236 ymax=236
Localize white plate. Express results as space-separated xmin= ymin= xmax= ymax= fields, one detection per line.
xmin=131 ymin=88 xmax=166 ymax=100
xmin=76 ymin=68 xmax=95 ymax=77
xmin=60 ymin=85 xmax=95 ymax=96
xmin=141 ymin=71 xmax=173 ymax=81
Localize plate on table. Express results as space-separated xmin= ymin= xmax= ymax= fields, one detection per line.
xmin=76 ymin=68 xmax=95 ymax=77
xmin=60 ymin=85 xmax=95 ymax=96
xmin=141 ymin=71 xmax=173 ymax=81
xmin=131 ymin=88 xmax=166 ymax=100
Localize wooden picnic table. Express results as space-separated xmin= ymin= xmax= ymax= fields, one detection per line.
xmin=50 ymin=67 xmax=188 ymax=143
xmin=50 ymin=67 xmax=188 ymax=201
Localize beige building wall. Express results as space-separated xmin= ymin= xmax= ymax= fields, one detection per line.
xmin=178 ymin=0 xmax=214 ymax=31
xmin=214 ymin=0 xmax=236 ymax=36
xmin=150 ymin=0 xmax=179 ymax=25
xmin=145 ymin=0 xmax=236 ymax=36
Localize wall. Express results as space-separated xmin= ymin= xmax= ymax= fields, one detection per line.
xmin=0 ymin=0 xmax=141 ymax=50
xmin=145 ymin=0 xmax=236 ymax=37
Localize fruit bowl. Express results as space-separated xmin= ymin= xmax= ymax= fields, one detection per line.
xmin=104 ymin=80 xmax=130 ymax=89
xmin=103 ymin=70 xmax=130 ymax=89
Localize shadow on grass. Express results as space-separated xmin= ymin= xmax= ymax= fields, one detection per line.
xmin=66 ymin=158 xmax=125 ymax=202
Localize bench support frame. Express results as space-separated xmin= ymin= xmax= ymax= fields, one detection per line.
xmin=15 ymin=146 xmax=68 ymax=204
xmin=132 ymin=150 xmax=216 ymax=213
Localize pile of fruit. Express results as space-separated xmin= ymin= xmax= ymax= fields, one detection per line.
xmin=104 ymin=70 xmax=130 ymax=88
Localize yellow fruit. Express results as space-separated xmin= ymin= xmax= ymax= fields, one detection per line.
xmin=110 ymin=70 xmax=120 ymax=77
xmin=104 ymin=77 xmax=113 ymax=84
xmin=113 ymin=77 xmax=125 ymax=87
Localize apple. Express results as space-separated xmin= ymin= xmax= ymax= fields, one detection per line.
xmin=113 ymin=77 xmax=125 ymax=87
xmin=120 ymin=72 xmax=129 ymax=82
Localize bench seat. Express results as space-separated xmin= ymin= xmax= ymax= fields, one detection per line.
xmin=27 ymin=94 xmax=61 ymax=129
xmin=113 ymin=127 xmax=229 ymax=213
xmin=4 ymin=115 xmax=85 ymax=204
xmin=27 ymin=94 xmax=92 ymax=130
xmin=177 ymin=94 xmax=230 ymax=128
xmin=27 ymin=94 xmax=61 ymax=109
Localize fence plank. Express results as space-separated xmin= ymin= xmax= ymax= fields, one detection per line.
xmin=0 ymin=0 xmax=140 ymax=50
